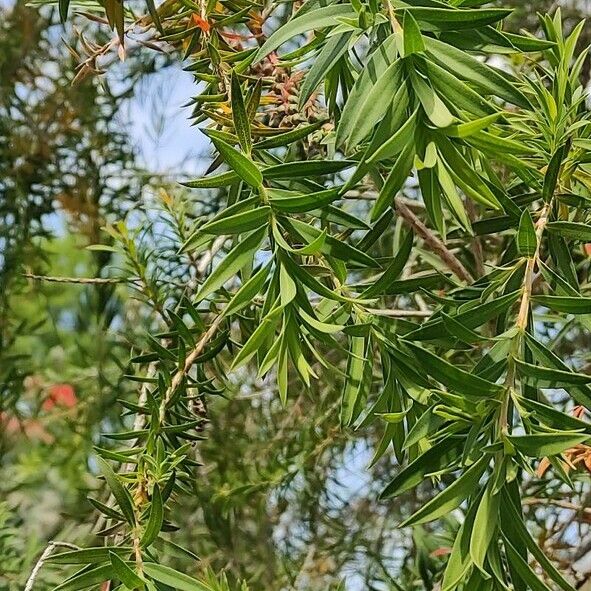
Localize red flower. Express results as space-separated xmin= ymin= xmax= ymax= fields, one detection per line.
xmin=42 ymin=384 xmax=77 ymax=411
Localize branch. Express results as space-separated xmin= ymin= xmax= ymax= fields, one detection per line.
xmin=25 ymin=541 xmax=80 ymax=591
xmin=23 ymin=273 xmax=128 ymax=284
xmin=394 ymin=198 xmax=474 ymax=284
xmin=158 ymin=314 xmax=225 ymax=423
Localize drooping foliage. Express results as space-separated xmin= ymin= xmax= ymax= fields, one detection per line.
xmin=10 ymin=0 xmax=591 ymax=589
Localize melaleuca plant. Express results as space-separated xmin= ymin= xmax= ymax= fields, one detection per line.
xmin=26 ymin=0 xmax=591 ymax=589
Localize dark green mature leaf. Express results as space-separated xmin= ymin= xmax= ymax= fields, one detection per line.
xmin=404 ymin=342 xmax=503 ymax=396
xmin=53 ymin=565 xmax=112 ymax=591
xmin=143 ymin=563 xmax=213 ymax=591
xmin=400 ymin=455 xmax=489 ymax=527
xmin=230 ymin=71 xmax=251 ymax=153
xmin=517 ymin=209 xmax=536 ymax=257
xmin=253 ymin=120 xmax=327 ymax=149
xmin=268 ymin=188 xmax=340 ymax=213
xmin=337 ymin=34 xmax=398 ymax=146
xmin=508 ymin=432 xmax=589 ymax=457
xmin=406 ymin=289 xmax=519 ymax=339
xmin=199 ymin=207 xmax=270 ymax=236
xmin=425 ymin=37 xmax=530 ymax=108
xmin=222 ymin=263 xmax=270 ymax=318
xmin=470 ymin=482 xmax=500 ymax=569
xmin=501 ymin=491 xmax=577 ymax=591
xmin=195 ymin=227 xmax=265 ymax=303
xmin=533 ymin=295 xmax=591 ymax=314
xmin=110 ymin=553 xmax=145 ymax=588
xmin=299 ymin=32 xmax=353 ymax=107
xmin=547 ymin=221 xmax=591 ymax=241
xmin=515 ymin=358 xmax=591 ymax=387
xmin=401 ymin=6 xmax=511 ymax=31
xmin=543 ymin=144 xmax=567 ymax=202
xmin=211 ymin=137 xmax=262 ymax=188
xmin=362 ymin=231 xmax=413 ymax=297
xmin=381 ymin=436 xmax=464 ymax=499
xmin=140 ymin=485 xmax=163 ymax=547
xmin=254 ymin=4 xmax=356 ymax=62
xmin=341 ymin=59 xmax=404 ymax=148
xmin=341 ymin=335 xmax=372 ymax=426
xmin=47 ymin=547 xmax=132 ymax=565
xmin=503 ymin=538 xmax=553 ymax=591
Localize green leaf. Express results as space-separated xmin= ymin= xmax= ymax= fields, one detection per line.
xmin=403 ymin=10 xmax=425 ymax=55
xmin=514 ymin=357 xmax=591 ymax=387
xmin=469 ymin=483 xmax=499 ymax=569
xmin=264 ymin=160 xmax=355 ymax=179
xmin=405 ymin=291 xmax=520 ymax=341
xmin=253 ymin=120 xmax=327 ymax=149
xmin=195 ymin=227 xmax=265 ymax=303
xmin=268 ymin=187 xmax=340 ymax=213
xmin=372 ymin=144 xmax=415 ymax=221
xmin=543 ymin=143 xmax=567 ymax=202
xmin=507 ymin=432 xmax=589 ymax=457
xmin=444 ymin=113 xmax=501 ymax=138
xmin=400 ymin=455 xmax=489 ymax=527
xmin=230 ymin=307 xmax=283 ymax=370
xmin=140 ymin=485 xmax=163 ymax=547
xmin=279 ymin=252 xmax=359 ymax=303
xmin=500 ymin=491 xmax=577 ymax=591
xmin=182 ymin=170 xmax=239 ymax=189
xmin=110 ymin=553 xmax=145 ymax=589
xmin=341 ymin=335 xmax=372 ymax=426
xmin=362 ymin=230 xmax=413 ymax=297
xmin=402 ymin=6 xmax=511 ymax=31
xmin=411 ymin=71 xmax=454 ymax=128
xmin=517 ymin=209 xmax=537 ymax=257
xmin=47 ymin=547 xmax=132 ymax=565
xmin=96 ymin=457 xmax=136 ymax=525
xmin=230 ymin=71 xmax=251 ymax=153
xmin=503 ymin=538 xmax=553 ymax=591
xmin=211 ymin=138 xmax=262 ymax=188
xmin=285 ymin=218 xmax=379 ymax=268
xmin=59 ymin=0 xmax=70 ymax=22
xmin=343 ymin=59 xmax=404 ymax=148
xmin=143 ymin=563 xmax=212 ymax=591
xmin=53 ymin=565 xmax=112 ymax=591
xmin=199 ymin=207 xmax=270 ymax=236
xmin=425 ymin=37 xmax=530 ymax=108
xmin=547 ymin=221 xmax=591 ymax=242
xmin=299 ymin=32 xmax=353 ymax=108
xmin=404 ymin=342 xmax=503 ymax=397
xmin=533 ymin=295 xmax=591 ymax=314
xmin=221 ymin=263 xmax=270 ymax=318
xmin=253 ymin=4 xmax=356 ymax=63
xmin=380 ymin=436 xmax=464 ymax=499
xmin=337 ymin=34 xmax=398 ymax=146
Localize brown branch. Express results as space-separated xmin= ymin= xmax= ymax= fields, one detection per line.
xmin=394 ymin=198 xmax=474 ymax=284
xmin=158 ymin=314 xmax=224 ymax=423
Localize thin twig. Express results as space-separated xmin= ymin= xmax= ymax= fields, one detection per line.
xmin=394 ymin=198 xmax=474 ymax=284
xmin=365 ymin=308 xmax=432 ymax=318
xmin=158 ymin=315 xmax=224 ymax=423
xmin=25 ymin=541 xmax=80 ymax=591
xmin=23 ymin=273 xmax=129 ymax=285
